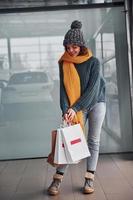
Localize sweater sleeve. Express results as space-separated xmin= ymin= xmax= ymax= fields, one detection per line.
xmin=59 ymin=63 xmax=69 ymax=115
xmin=71 ymin=58 xmax=100 ymax=112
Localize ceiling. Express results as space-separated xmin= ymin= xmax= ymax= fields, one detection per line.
xmin=0 ymin=1 xmax=123 ymax=9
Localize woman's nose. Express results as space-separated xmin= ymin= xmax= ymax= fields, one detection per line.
xmin=69 ymin=48 xmax=74 ymax=53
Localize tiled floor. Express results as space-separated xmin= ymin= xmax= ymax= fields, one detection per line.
xmin=0 ymin=153 xmax=133 ymax=200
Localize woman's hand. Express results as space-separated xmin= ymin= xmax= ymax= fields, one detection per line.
xmin=63 ymin=113 xmax=69 ymax=123
xmin=66 ymin=108 xmax=76 ymax=122
xmin=63 ymin=108 xmax=76 ymax=123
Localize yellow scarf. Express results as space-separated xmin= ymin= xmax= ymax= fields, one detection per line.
xmin=59 ymin=49 xmax=92 ymax=130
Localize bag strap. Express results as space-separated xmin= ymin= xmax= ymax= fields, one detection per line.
xmin=60 ymin=120 xmax=70 ymax=128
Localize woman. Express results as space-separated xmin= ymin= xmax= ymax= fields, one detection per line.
xmin=48 ymin=20 xmax=106 ymax=195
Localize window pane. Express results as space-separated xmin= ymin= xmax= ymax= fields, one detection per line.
xmin=96 ymin=33 xmax=102 ymax=60
xmin=103 ymin=33 xmax=115 ymax=59
xmin=104 ymin=59 xmax=120 ymax=135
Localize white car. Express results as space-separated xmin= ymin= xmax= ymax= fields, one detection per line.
xmin=1 ymin=71 xmax=53 ymax=104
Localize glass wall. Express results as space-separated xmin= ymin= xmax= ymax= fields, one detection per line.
xmin=95 ymin=32 xmax=120 ymax=136
xmin=0 ymin=6 xmax=132 ymax=159
xmin=91 ymin=7 xmax=132 ymax=152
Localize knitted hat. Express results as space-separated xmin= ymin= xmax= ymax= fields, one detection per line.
xmin=63 ymin=20 xmax=85 ymax=47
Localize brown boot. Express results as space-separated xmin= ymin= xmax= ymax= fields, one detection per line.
xmin=83 ymin=172 xmax=94 ymax=194
xmin=47 ymin=173 xmax=63 ymax=195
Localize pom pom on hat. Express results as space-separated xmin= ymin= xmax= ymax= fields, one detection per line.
xmin=71 ymin=20 xmax=82 ymax=29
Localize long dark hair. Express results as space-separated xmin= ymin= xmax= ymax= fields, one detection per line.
xmin=79 ymin=46 xmax=88 ymax=55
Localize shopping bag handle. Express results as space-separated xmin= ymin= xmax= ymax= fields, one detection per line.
xmin=60 ymin=119 xmax=72 ymax=128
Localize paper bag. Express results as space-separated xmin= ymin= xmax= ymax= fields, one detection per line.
xmin=61 ymin=124 xmax=90 ymax=162
xmin=47 ymin=130 xmax=59 ymax=167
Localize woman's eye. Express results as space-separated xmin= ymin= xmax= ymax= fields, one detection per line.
xmin=73 ymin=46 xmax=78 ymax=49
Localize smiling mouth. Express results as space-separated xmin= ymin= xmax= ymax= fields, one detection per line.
xmin=69 ymin=53 xmax=76 ymax=56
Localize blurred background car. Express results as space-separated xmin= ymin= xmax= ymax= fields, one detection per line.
xmin=1 ymin=71 xmax=53 ymax=104
xmin=0 ymin=80 xmax=8 ymax=89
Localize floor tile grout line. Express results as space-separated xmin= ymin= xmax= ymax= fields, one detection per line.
xmin=110 ymin=154 xmax=133 ymax=190
xmin=0 ymin=161 xmax=9 ymax=175
xmin=96 ymin=154 xmax=116 ymax=200
xmin=42 ymin=160 xmax=49 ymax=195
xmin=9 ymin=159 xmax=29 ymax=199
xmin=69 ymin=165 xmax=78 ymax=200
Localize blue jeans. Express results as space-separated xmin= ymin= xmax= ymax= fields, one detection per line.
xmin=56 ymin=102 xmax=106 ymax=173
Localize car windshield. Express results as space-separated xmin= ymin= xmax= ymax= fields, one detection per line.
xmin=8 ymin=72 xmax=48 ymax=85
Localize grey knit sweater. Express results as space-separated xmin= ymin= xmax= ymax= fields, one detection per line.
xmin=59 ymin=56 xmax=106 ymax=115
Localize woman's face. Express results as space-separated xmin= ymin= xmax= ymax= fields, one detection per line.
xmin=66 ymin=44 xmax=80 ymax=57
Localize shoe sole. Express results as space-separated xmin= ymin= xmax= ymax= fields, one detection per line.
xmin=48 ymin=190 xmax=59 ymax=196
xmin=83 ymin=188 xmax=94 ymax=194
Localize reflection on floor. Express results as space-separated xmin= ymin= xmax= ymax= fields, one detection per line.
xmin=0 ymin=153 xmax=133 ymax=200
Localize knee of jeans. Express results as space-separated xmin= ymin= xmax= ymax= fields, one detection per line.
xmin=88 ymin=137 xmax=100 ymax=151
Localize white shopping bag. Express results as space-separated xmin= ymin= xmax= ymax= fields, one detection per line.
xmin=54 ymin=128 xmax=73 ymax=164
xmin=61 ymin=124 xmax=90 ymax=162
xmin=54 ymin=128 xmax=67 ymax=164
xmin=54 ymin=128 xmax=79 ymax=164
